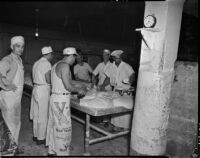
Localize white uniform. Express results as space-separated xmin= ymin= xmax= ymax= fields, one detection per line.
xmin=74 ymin=62 xmax=92 ymax=82
xmin=93 ymin=61 xmax=112 ymax=91
xmin=105 ymin=61 xmax=134 ymax=129
xmin=30 ymin=57 xmax=51 ymax=140
xmin=46 ymin=62 xmax=72 ymax=156
xmin=0 ymin=53 xmax=24 ymax=145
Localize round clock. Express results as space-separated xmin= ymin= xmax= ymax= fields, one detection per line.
xmin=144 ymin=14 xmax=157 ymax=28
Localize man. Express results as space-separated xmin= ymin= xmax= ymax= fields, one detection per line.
xmin=91 ymin=49 xmax=112 ymax=125
xmin=73 ymin=52 xmax=93 ymax=83
xmin=30 ymin=46 xmax=53 ymax=145
xmin=92 ymin=49 xmax=112 ymax=91
xmin=0 ymin=36 xmax=25 ymax=154
xmin=105 ymin=50 xmax=135 ymax=131
xmin=46 ymin=47 xmax=87 ymax=156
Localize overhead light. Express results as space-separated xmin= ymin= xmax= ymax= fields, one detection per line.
xmin=35 ymin=32 xmax=39 ymax=37
xmin=35 ymin=27 xmax=39 ymax=37
xmin=35 ymin=8 xmax=39 ymax=38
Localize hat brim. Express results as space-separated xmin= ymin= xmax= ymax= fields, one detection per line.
xmin=43 ymin=51 xmax=53 ymax=55
xmin=63 ymin=52 xmax=78 ymax=55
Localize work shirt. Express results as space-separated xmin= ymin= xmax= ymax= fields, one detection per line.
xmin=0 ymin=53 xmax=23 ymax=84
xmin=74 ymin=62 xmax=92 ymax=82
xmin=0 ymin=52 xmax=24 ymax=145
xmin=105 ymin=61 xmax=134 ymax=90
xmin=93 ymin=61 xmax=112 ymax=86
xmin=32 ymin=57 xmax=51 ymax=85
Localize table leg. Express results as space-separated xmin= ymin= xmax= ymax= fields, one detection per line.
xmin=83 ymin=114 xmax=91 ymax=156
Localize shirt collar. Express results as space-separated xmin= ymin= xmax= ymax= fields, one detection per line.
xmin=113 ymin=61 xmax=124 ymax=67
xmin=103 ymin=61 xmax=111 ymax=65
xmin=41 ymin=57 xmax=48 ymax=61
xmin=11 ymin=52 xmax=22 ymax=62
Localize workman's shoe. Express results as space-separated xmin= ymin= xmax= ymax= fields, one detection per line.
xmin=112 ymin=126 xmax=124 ymax=133
xmin=32 ymin=136 xmax=37 ymax=142
xmin=14 ymin=148 xmax=24 ymax=155
xmin=103 ymin=122 xmax=110 ymax=128
xmin=47 ymin=153 xmax=57 ymax=156
xmin=36 ymin=139 xmax=45 ymax=145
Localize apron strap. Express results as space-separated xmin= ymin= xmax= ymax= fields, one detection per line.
xmin=34 ymin=83 xmax=50 ymax=86
xmin=51 ymin=92 xmax=70 ymax=95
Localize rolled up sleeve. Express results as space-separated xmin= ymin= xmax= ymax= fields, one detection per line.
xmin=86 ymin=63 xmax=93 ymax=73
xmin=0 ymin=59 xmax=10 ymax=77
xmin=42 ymin=62 xmax=51 ymax=74
xmin=93 ymin=63 xmax=100 ymax=76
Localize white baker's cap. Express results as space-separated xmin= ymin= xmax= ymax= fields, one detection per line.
xmin=63 ymin=47 xmax=78 ymax=55
xmin=111 ymin=50 xmax=124 ymax=58
xmin=10 ymin=36 xmax=25 ymax=49
xmin=41 ymin=46 xmax=53 ymax=55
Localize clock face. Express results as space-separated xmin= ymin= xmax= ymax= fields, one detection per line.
xmin=144 ymin=15 xmax=156 ymax=28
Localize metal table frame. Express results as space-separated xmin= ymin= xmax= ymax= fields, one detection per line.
xmin=70 ymin=99 xmax=132 ymax=156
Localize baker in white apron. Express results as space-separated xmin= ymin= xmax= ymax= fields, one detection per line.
xmin=46 ymin=47 xmax=86 ymax=156
xmin=30 ymin=46 xmax=53 ymax=145
xmin=105 ymin=50 xmax=135 ymax=130
xmin=0 ymin=36 xmax=25 ymax=148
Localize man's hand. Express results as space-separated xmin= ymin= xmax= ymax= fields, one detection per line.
xmin=5 ymin=84 xmax=17 ymax=92
xmin=78 ymin=87 xmax=87 ymax=95
xmin=77 ymin=87 xmax=87 ymax=98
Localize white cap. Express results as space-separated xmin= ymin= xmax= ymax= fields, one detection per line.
xmin=41 ymin=46 xmax=53 ymax=55
xmin=103 ymin=49 xmax=110 ymax=55
xmin=111 ymin=50 xmax=124 ymax=58
xmin=10 ymin=36 xmax=25 ymax=49
xmin=63 ymin=47 xmax=77 ymax=55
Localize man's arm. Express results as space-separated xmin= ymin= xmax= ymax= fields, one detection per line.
xmin=87 ymin=63 xmax=93 ymax=74
xmin=0 ymin=74 xmax=7 ymax=90
xmin=0 ymin=58 xmax=17 ymax=91
xmin=60 ymin=63 xmax=86 ymax=93
xmin=92 ymin=64 xmax=100 ymax=86
xmin=129 ymin=73 xmax=135 ymax=85
xmin=0 ymin=74 xmax=17 ymax=91
xmin=84 ymin=63 xmax=93 ymax=82
xmin=45 ymin=70 xmax=51 ymax=84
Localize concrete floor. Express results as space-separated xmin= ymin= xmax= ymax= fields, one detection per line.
xmin=17 ymin=95 xmax=130 ymax=156
xmin=15 ymin=95 xmax=194 ymax=157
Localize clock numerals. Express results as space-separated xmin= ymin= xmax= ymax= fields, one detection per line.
xmin=144 ymin=15 xmax=156 ymax=28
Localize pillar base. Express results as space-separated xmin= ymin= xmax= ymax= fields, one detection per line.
xmin=130 ymin=147 xmax=171 ymax=157
xmin=129 ymin=148 xmax=147 ymax=156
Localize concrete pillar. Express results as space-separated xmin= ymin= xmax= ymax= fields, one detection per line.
xmin=130 ymin=0 xmax=185 ymax=156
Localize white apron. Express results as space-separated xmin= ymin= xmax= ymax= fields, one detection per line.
xmin=111 ymin=87 xmax=132 ymax=129
xmin=30 ymin=84 xmax=50 ymax=140
xmin=0 ymin=56 xmax=24 ymax=145
xmin=109 ymin=62 xmax=133 ymax=129
xmin=46 ymin=63 xmax=72 ymax=156
xmin=111 ymin=94 xmax=133 ymax=129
